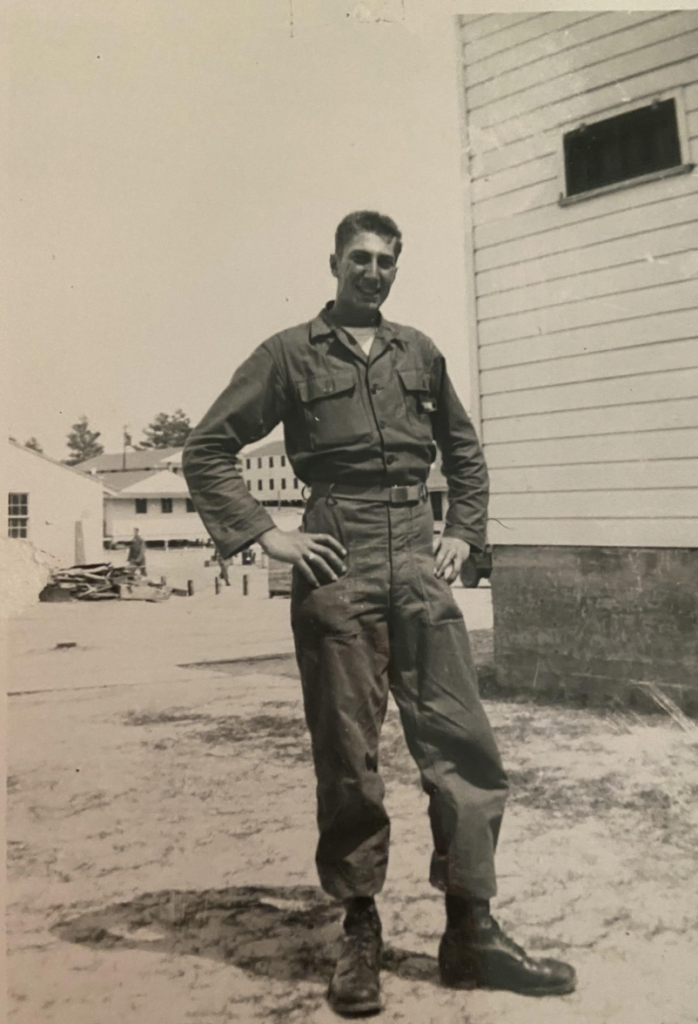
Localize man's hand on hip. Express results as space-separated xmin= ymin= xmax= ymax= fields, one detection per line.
xmin=257 ymin=527 xmax=347 ymax=588
xmin=433 ymin=535 xmax=471 ymax=584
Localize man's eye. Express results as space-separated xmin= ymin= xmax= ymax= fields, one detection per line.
xmin=378 ymin=259 xmax=395 ymax=269
xmin=352 ymin=253 xmax=370 ymax=264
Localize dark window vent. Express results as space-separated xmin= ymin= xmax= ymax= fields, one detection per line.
xmin=564 ymin=99 xmax=682 ymax=197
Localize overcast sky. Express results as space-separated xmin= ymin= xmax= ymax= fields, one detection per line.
xmin=7 ymin=0 xmax=474 ymax=458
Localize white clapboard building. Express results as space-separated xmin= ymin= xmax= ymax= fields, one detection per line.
xmin=457 ymin=12 xmax=698 ymax=712
xmin=6 ymin=439 xmax=104 ymax=566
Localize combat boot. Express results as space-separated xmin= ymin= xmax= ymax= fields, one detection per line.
xmin=439 ymin=896 xmax=576 ymax=997
xmin=328 ymin=897 xmax=382 ymax=1017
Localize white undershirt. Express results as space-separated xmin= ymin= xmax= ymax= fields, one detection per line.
xmin=346 ymin=326 xmax=376 ymax=356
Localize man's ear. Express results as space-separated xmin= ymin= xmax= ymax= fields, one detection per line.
xmin=329 ymin=252 xmax=338 ymax=279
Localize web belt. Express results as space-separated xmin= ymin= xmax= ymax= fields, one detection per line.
xmin=310 ymin=482 xmax=428 ymax=505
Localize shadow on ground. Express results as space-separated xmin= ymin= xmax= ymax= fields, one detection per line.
xmin=51 ymin=884 xmax=438 ymax=985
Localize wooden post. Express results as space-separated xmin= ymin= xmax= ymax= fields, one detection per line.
xmin=187 ymin=579 xmax=194 ymax=597
xmin=74 ymin=521 xmax=86 ymax=566
xmin=242 ymin=574 xmax=249 ymax=596
xmin=215 ymin=577 xmax=221 ymax=595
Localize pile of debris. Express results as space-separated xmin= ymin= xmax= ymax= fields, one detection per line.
xmin=39 ymin=563 xmax=170 ymax=603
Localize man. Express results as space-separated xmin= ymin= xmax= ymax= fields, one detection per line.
xmin=183 ymin=211 xmax=575 ymax=1015
xmin=127 ymin=528 xmax=147 ymax=576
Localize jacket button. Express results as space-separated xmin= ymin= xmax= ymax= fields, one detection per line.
xmin=370 ymin=383 xmax=381 ymax=394
xmin=386 ymin=454 xmax=397 ymax=465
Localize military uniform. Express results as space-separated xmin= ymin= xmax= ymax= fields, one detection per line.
xmin=183 ymin=304 xmax=508 ymax=902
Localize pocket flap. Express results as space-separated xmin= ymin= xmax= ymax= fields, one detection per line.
xmin=296 ymin=371 xmax=356 ymax=403
xmin=398 ymin=367 xmax=431 ymax=393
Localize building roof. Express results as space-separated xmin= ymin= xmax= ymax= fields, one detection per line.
xmin=79 ymin=447 xmax=183 ymax=472
xmin=94 ymin=469 xmax=157 ymax=492
xmin=110 ymin=469 xmax=192 ymax=498
xmin=7 ymin=438 xmax=104 ymax=487
xmin=245 ymin=439 xmax=287 ymax=457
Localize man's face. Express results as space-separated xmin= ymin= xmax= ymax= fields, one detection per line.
xmin=330 ymin=231 xmax=398 ymax=317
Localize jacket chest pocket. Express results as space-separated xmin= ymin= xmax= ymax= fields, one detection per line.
xmin=296 ymin=370 xmax=372 ymax=451
xmin=397 ymin=367 xmax=436 ymax=442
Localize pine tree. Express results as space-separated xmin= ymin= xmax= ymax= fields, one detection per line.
xmin=66 ymin=416 xmax=104 ymax=465
xmin=141 ymin=409 xmax=192 ymax=449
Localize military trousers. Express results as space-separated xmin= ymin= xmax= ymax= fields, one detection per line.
xmin=290 ymin=490 xmax=508 ymax=902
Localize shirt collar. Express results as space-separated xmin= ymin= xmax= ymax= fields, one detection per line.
xmin=310 ymin=302 xmax=407 ymax=347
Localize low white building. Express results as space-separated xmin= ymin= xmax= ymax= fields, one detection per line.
xmin=104 ymin=469 xmax=208 ymax=547
xmin=6 ymin=439 xmax=104 ymax=566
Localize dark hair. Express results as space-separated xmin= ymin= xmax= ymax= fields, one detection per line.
xmin=334 ymin=210 xmax=402 ymax=259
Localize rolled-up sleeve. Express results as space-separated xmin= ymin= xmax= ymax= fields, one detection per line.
xmin=182 ymin=341 xmax=286 ymax=558
xmin=431 ymin=356 xmax=489 ymax=551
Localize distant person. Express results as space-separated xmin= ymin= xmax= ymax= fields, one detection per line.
xmin=183 ymin=212 xmax=576 ymax=1015
xmin=127 ymin=528 xmax=147 ymax=576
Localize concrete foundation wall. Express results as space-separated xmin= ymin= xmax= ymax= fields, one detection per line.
xmin=491 ymin=545 xmax=698 ymax=715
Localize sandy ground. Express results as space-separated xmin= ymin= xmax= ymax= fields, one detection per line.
xmin=5 ymin=560 xmax=698 ymax=1024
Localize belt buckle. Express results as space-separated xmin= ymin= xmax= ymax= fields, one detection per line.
xmin=389 ymin=485 xmax=411 ymax=504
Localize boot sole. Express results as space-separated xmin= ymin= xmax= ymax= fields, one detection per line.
xmin=328 ymin=996 xmax=382 ymax=1017
xmin=441 ymin=975 xmax=576 ymax=997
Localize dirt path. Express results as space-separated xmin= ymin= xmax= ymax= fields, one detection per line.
xmin=7 ymin=649 xmax=698 ymax=1023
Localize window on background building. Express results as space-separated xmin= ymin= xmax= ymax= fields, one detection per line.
xmin=8 ymin=493 xmax=28 ymax=538
xmin=293 ymin=477 xmax=298 ymax=489
xmin=281 ymin=455 xmax=286 ymax=467
xmin=161 ymin=498 xmax=173 ymax=514
xmin=135 ymin=498 xmax=148 ymax=514
xmin=257 ymin=457 xmax=262 ymax=469
xmin=257 ymin=480 xmax=263 ymax=491
xmin=269 ymin=456 xmax=274 ymax=468
xmin=563 ymin=98 xmax=684 ymax=198
xmin=246 ymin=480 xmax=251 ymax=491
xmin=245 ymin=458 xmax=251 ymax=470
xmin=186 ymin=498 xmax=195 ymax=513
xmin=269 ymin=479 xmax=275 ymax=490
xmin=281 ymin=478 xmax=286 ymax=489
xmin=430 ymin=491 xmax=443 ymax=523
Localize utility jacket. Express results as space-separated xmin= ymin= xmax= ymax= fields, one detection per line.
xmin=182 ymin=305 xmax=489 ymax=558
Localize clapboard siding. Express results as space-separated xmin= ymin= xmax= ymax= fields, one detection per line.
xmin=471 ymin=132 xmax=557 ymax=182
xmin=490 ymin=488 xmax=698 ymax=520
xmin=486 ymin=518 xmax=698 ymax=547
xmin=484 ymin=428 xmax=698 ymax=470
xmin=490 ymin=459 xmax=698 ymax=494
xmin=480 ymin=309 xmax=698 ymax=371
xmin=475 ymin=169 xmax=698 ymax=251
xmin=464 ymin=12 xmax=658 ymax=90
xmin=482 ymin=367 xmax=698 ymax=421
xmin=477 ymin=250 xmax=698 ymax=320
xmin=461 ymin=12 xmax=581 ymax=60
xmin=468 ymin=12 xmax=692 ymax=113
xmin=471 ymin=153 xmax=558 ymax=204
xmin=460 ymin=14 xmax=698 ymax=547
xmin=481 ymin=340 xmax=698 ymax=397
xmin=484 ymin=397 xmax=698 ymax=447
xmin=471 ymin=56 xmax=698 ymax=157
xmin=479 ymin=279 xmax=698 ymax=347
xmin=477 ymin=222 xmax=697 ymax=297
xmin=469 ymin=32 xmax=698 ymax=133
xmin=476 ymin=193 xmax=698 ymax=274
